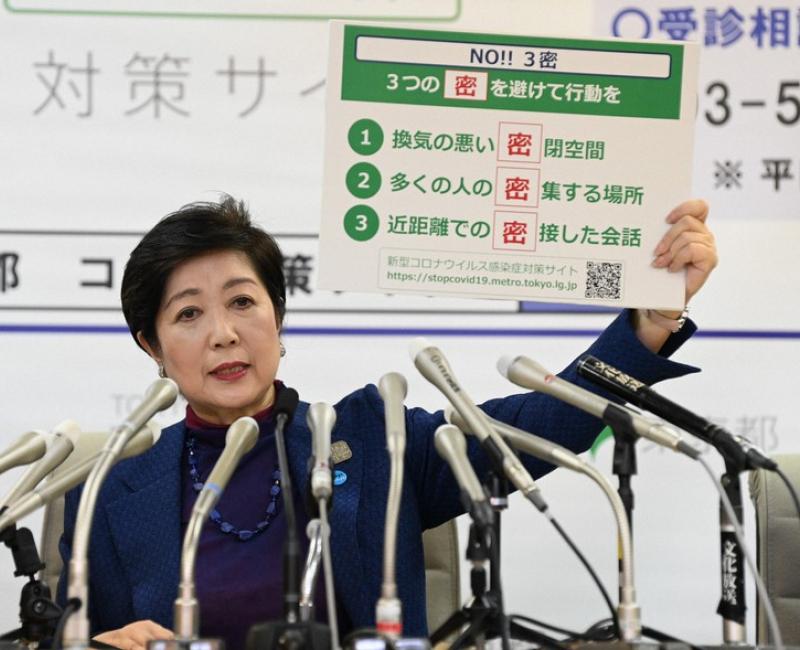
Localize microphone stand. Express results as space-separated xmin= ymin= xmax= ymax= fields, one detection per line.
xmin=602 ymin=411 xmax=639 ymax=535
xmin=0 ymin=522 xmax=62 ymax=646
xmin=430 ymin=467 xmax=513 ymax=650
xmin=429 ymin=517 xmax=501 ymax=650
xmin=605 ymin=409 xmax=749 ymax=643
xmin=486 ymin=471 xmax=508 ymax=596
xmin=717 ymin=458 xmax=747 ymax=644
xmin=248 ymin=391 xmax=330 ymax=650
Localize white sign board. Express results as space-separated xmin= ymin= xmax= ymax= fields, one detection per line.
xmin=319 ymin=23 xmax=699 ymax=310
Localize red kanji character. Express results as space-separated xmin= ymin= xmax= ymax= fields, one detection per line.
xmin=504 ymin=176 xmax=530 ymax=201
xmin=506 ymin=132 xmax=533 ymax=157
xmin=502 ymin=220 xmax=528 ymax=245
xmin=455 ymin=75 xmax=478 ymax=97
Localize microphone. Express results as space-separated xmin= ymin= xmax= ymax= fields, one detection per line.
xmin=0 ymin=431 xmax=48 ymax=477
xmin=306 ymin=402 xmax=336 ymax=502
xmin=0 ymin=422 xmax=159 ymax=532
xmin=577 ymin=355 xmax=775 ymax=470
xmin=305 ymin=401 xmax=340 ymax=649
xmin=0 ymin=420 xmax=80 ymax=512
xmin=272 ymin=387 xmax=303 ymax=622
xmin=445 ymin=406 xmax=586 ymax=475
xmin=174 ymin=416 xmax=259 ymax=641
xmin=275 ymin=387 xmax=300 ymax=433
xmin=497 ymin=355 xmax=701 ymax=460
xmin=409 ymin=338 xmax=547 ymax=511
xmin=434 ymin=425 xmax=493 ymax=528
xmin=247 ymin=388 xmax=334 ymax=650
xmin=378 ymin=372 xmax=407 ymax=458
xmin=376 ymin=372 xmax=407 ymax=638
xmin=64 ymin=378 xmax=179 ymax=650
xmin=445 ymin=406 xmax=642 ymax=640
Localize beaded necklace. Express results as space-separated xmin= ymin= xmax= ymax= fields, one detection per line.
xmin=186 ymin=435 xmax=282 ymax=541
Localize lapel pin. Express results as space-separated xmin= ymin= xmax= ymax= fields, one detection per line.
xmin=334 ymin=469 xmax=348 ymax=486
xmin=331 ymin=440 xmax=352 ymax=464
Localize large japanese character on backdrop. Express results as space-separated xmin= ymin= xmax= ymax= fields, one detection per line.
xmin=33 ymin=51 xmax=99 ymax=117
xmin=125 ymin=53 xmax=190 ymax=118
xmin=750 ymin=8 xmax=791 ymax=48
xmin=283 ymin=255 xmax=313 ymax=296
xmin=761 ymin=159 xmax=793 ymax=190
xmin=216 ymin=56 xmax=277 ymax=118
xmin=0 ymin=253 xmax=20 ymax=293
xmin=704 ymin=8 xmax=745 ymax=47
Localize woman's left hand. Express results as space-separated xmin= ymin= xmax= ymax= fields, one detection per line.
xmin=652 ymin=198 xmax=718 ymax=304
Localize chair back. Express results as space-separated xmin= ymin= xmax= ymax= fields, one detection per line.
xmin=749 ymin=453 xmax=800 ymax=644
xmin=422 ymin=519 xmax=461 ymax=633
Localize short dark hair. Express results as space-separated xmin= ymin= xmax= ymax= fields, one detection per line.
xmin=121 ymin=196 xmax=286 ymax=352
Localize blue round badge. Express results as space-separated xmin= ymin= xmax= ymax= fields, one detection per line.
xmin=334 ymin=469 xmax=348 ymax=486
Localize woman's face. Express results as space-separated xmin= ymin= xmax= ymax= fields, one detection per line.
xmin=140 ymin=249 xmax=281 ymax=424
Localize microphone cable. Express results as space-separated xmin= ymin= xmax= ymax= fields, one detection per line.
xmin=774 ymin=466 xmax=800 ymax=522
xmin=578 ymin=618 xmax=707 ymax=650
xmin=539 ymin=510 xmax=620 ymax=640
xmin=509 ymin=613 xmax=579 ymax=647
xmin=52 ymin=597 xmax=80 ymax=650
xmin=504 ymin=507 xmax=621 ymax=648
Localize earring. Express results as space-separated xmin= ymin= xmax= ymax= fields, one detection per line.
xmin=279 ymin=342 xmax=286 ymax=358
xmin=158 ymin=363 xmax=167 ymax=378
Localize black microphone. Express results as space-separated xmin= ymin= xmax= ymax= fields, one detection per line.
xmin=275 ymin=387 xmax=300 ymax=432
xmin=273 ymin=387 xmax=302 ymax=622
xmin=577 ymin=355 xmax=776 ymax=471
xmin=247 ymin=387 xmax=332 ymax=650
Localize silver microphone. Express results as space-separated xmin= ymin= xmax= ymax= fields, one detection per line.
xmin=64 ymin=378 xmax=179 ymax=650
xmin=434 ymin=425 xmax=493 ymax=527
xmin=378 ymin=372 xmax=407 ymax=458
xmin=305 ymin=401 xmax=341 ymax=648
xmin=497 ymin=355 xmax=700 ymax=460
xmin=306 ymin=403 xmax=336 ymax=501
xmin=174 ymin=416 xmax=259 ymax=641
xmin=445 ymin=407 xmax=586 ymax=474
xmin=376 ymin=372 xmax=408 ymax=638
xmin=0 ymin=422 xmax=159 ymax=532
xmin=0 ymin=420 xmax=80 ymax=512
xmin=409 ymin=338 xmax=547 ymax=511
xmin=0 ymin=431 xmax=48 ymax=477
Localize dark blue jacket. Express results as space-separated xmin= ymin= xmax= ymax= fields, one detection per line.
xmin=58 ymin=312 xmax=698 ymax=638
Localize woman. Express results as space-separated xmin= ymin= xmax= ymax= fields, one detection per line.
xmin=58 ymin=195 xmax=717 ymax=650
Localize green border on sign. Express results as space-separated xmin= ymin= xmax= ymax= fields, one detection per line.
xmin=342 ymin=24 xmax=684 ymax=120
xmin=3 ymin=0 xmax=461 ymax=20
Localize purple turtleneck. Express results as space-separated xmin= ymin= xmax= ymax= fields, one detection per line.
xmin=181 ymin=395 xmax=327 ymax=650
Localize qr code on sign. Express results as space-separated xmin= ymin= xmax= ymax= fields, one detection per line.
xmin=585 ymin=261 xmax=623 ymax=300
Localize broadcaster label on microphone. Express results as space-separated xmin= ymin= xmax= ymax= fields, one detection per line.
xmin=318 ymin=22 xmax=698 ymax=309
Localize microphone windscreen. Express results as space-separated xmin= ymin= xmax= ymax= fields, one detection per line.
xmin=52 ymin=420 xmax=82 ymax=446
xmin=408 ymin=337 xmax=432 ymax=361
xmin=496 ymin=355 xmax=515 ymax=378
xmin=275 ymin=386 xmax=300 ymax=422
